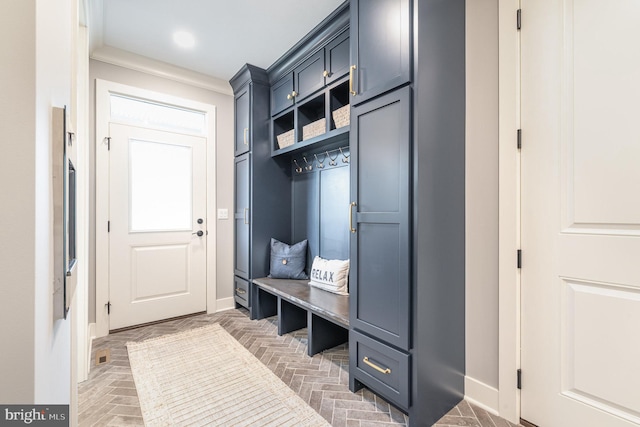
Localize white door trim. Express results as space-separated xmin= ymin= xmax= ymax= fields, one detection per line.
xmin=95 ymin=79 xmax=217 ymax=338
xmin=498 ymin=0 xmax=521 ymax=424
xmin=74 ymin=24 xmax=90 ymax=382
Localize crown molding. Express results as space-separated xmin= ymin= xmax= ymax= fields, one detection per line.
xmin=90 ymin=46 xmax=233 ymax=96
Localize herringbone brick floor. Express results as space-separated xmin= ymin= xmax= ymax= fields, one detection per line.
xmin=78 ymin=309 xmax=520 ymax=427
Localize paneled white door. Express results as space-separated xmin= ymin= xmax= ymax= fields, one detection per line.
xmin=521 ymin=1 xmax=640 ymax=426
xmin=108 ymin=123 xmax=207 ymax=330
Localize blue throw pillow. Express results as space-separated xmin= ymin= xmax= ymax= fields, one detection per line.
xmin=269 ymin=238 xmax=308 ymax=280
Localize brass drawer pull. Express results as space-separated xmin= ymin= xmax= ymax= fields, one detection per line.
xmin=363 ymin=357 xmax=391 ymax=375
xmin=235 ymin=288 xmax=246 ymax=295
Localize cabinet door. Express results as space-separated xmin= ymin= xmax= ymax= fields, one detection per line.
xmin=349 ymin=87 xmax=411 ymax=350
xmin=234 ymin=153 xmax=251 ymax=278
xmin=325 ymin=30 xmax=350 ymax=85
xmin=294 ymin=50 xmax=325 ymax=103
xmin=235 ymin=85 xmax=251 ymax=156
xmin=350 ymin=0 xmax=411 ymax=105
xmin=271 ymin=73 xmax=294 ymax=116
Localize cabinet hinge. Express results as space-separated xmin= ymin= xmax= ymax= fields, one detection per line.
xmin=517 ymin=9 xmax=522 ymax=30
xmin=106 ymin=136 xmax=111 ymax=150
xmin=517 ymin=249 xmax=522 ymax=269
xmin=106 ymin=301 xmax=111 ymax=315
xmin=517 ymin=129 xmax=522 ymax=150
xmin=108 ymin=221 xmax=110 ymax=232
xmin=517 ymin=368 xmax=522 ymax=389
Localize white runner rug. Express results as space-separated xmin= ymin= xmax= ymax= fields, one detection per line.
xmin=127 ymin=323 xmax=330 ymax=427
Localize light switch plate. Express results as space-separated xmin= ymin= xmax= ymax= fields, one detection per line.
xmin=217 ymin=208 xmax=229 ymax=220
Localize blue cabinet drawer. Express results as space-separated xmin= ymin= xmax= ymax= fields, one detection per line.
xmin=350 ymin=329 xmax=410 ymax=410
xmin=234 ymin=276 xmax=249 ymax=308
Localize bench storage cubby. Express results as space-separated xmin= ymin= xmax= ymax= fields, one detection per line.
xmin=252 ymin=278 xmax=348 ymax=356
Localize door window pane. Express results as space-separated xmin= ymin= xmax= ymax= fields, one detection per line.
xmin=111 ymin=94 xmax=206 ymax=135
xmin=129 ymin=139 xmax=192 ymax=232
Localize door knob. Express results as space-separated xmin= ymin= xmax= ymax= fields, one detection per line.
xmin=197 ymin=218 xmax=204 ymax=224
xmin=192 ymin=230 xmax=204 ymax=237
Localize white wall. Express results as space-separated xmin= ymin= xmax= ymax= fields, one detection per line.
xmin=465 ymin=0 xmax=500 ymax=410
xmin=88 ymin=60 xmax=235 ymax=322
xmin=0 ymin=0 xmax=37 ymax=403
xmin=0 ymin=0 xmax=73 ymax=404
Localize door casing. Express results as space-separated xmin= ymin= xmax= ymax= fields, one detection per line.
xmin=95 ymin=79 xmax=217 ymax=338
xmin=497 ymin=0 xmax=521 ymax=424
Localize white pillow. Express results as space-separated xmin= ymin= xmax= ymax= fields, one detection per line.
xmin=308 ymin=256 xmax=349 ymax=295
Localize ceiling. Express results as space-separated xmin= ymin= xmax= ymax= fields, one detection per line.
xmin=89 ymin=0 xmax=346 ymax=85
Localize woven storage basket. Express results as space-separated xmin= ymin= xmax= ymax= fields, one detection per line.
xmin=302 ymin=118 xmax=326 ymax=141
xmin=276 ymin=129 xmax=295 ymax=149
xmin=332 ymin=105 xmax=350 ymax=129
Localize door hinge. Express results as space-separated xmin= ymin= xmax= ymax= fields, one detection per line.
xmin=517 ymin=368 xmax=522 ymax=389
xmin=517 ymin=9 xmax=522 ymax=30
xmin=106 ymin=136 xmax=111 ymax=150
xmin=517 ymin=249 xmax=522 ymax=269
xmin=517 ymin=129 xmax=522 ymax=150
xmin=106 ymin=301 xmax=111 ymax=315
xmin=108 ymin=221 xmax=110 ymax=232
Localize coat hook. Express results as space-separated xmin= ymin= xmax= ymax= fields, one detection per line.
xmin=327 ymin=150 xmax=338 ymax=166
xmin=339 ymin=147 xmax=350 ymax=163
xmin=303 ymin=156 xmax=313 ymax=171
xmin=314 ymin=153 xmax=325 ymax=169
xmin=293 ymin=159 xmax=303 ymax=173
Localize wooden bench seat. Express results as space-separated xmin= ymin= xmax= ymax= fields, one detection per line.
xmin=251 ymin=277 xmax=349 ymax=356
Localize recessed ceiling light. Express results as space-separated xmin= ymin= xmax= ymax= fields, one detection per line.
xmin=173 ymin=31 xmax=195 ymax=49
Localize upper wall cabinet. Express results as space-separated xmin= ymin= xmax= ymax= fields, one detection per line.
xmin=271 ymin=52 xmax=325 ymax=116
xmin=270 ymin=27 xmax=351 ymax=117
xmin=325 ymin=30 xmax=350 ymax=85
xmin=350 ymin=0 xmax=411 ymax=105
xmin=234 ymin=84 xmax=251 ymax=156
xmin=295 ymin=51 xmax=326 ymax=104
xmin=271 ymin=73 xmax=295 ymax=116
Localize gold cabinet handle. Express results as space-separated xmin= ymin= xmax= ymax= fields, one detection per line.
xmin=349 ymin=65 xmax=357 ymax=96
xmin=349 ymin=202 xmax=357 ymax=233
xmin=243 ymin=127 xmax=249 ymax=145
xmin=291 ymin=91 xmax=298 ymax=98
xmin=363 ymin=357 xmax=391 ymax=375
xmin=244 ymin=207 xmax=249 ymax=225
xmin=323 ymin=70 xmax=329 ymax=77
xmin=235 ymin=288 xmax=246 ymax=295
xmin=287 ymin=93 xmax=293 ymax=100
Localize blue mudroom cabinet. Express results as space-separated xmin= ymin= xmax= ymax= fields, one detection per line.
xmin=230 ymin=1 xmax=465 ymax=425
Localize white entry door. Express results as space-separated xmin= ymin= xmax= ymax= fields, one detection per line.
xmin=108 ymin=123 xmax=207 ymax=330
xmin=521 ymin=1 xmax=640 ymax=426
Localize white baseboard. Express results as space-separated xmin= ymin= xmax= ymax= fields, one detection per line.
xmin=215 ymin=297 xmax=236 ymax=312
xmin=84 ymin=322 xmax=96 ymax=382
xmin=465 ymin=376 xmax=499 ymax=415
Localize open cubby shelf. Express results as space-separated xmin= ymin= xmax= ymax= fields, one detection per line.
xmin=272 ymin=76 xmax=350 ymax=157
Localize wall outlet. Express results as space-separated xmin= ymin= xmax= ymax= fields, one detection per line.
xmin=217 ymin=208 xmax=229 ymax=220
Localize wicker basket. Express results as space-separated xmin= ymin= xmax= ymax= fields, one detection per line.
xmin=276 ymin=129 xmax=295 ymax=149
xmin=332 ymin=105 xmax=350 ymax=129
xmin=302 ymin=118 xmax=327 ymax=141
